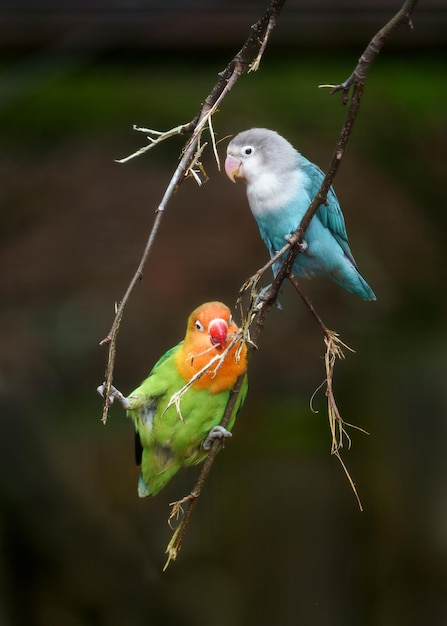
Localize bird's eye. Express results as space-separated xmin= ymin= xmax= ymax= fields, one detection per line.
xmin=242 ymin=145 xmax=254 ymax=157
xmin=195 ymin=320 xmax=205 ymax=332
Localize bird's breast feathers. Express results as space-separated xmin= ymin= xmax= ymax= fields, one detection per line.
xmin=246 ymin=167 xmax=306 ymax=217
xmin=175 ymin=346 xmax=245 ymax=394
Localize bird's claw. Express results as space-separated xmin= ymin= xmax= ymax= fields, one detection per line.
xmin=202 ymin=425 xmax=232 ymax=450
xmin=97 ymin=383 xmax=132 ymax=410
xmin=285 ymin=233 xmax=308 ymax=252
xmin=255 ymin=284 xmax=282 ymax=312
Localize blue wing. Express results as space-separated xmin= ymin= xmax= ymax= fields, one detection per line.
xmin=298 ymin=154 xmax=356 ymax=266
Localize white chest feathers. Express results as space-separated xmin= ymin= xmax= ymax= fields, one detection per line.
xmin=246 ymin=167 xmax=305 ymax=218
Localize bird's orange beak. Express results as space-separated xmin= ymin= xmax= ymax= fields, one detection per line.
xmin=208 ymin=318 xmax=228 ymax=349
xmin=225 ymin=155 xmax=242 ymax=183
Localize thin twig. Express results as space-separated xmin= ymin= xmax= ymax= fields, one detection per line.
xmin=116 ymin=123 xmax=194 ymax=163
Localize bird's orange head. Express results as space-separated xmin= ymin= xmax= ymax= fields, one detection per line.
xmin=176 ymin=301 xmax=247 ymax=393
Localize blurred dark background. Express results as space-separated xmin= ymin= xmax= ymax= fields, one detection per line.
xmin=1 ymin=1 xmax=446 ymax=624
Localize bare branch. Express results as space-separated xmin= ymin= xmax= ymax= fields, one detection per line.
xmin=99 ymin=0 xmax=288 ymax=424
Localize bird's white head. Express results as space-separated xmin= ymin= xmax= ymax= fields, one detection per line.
xmin=225 ymin=128 xmax=303 ymax=214
xmin=225 ymin=128 xmax=298 ymax=184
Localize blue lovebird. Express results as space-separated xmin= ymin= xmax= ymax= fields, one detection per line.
xmin=225 ymin=128 xmax=376 ymax=300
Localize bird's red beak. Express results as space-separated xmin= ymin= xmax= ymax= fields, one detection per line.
xmin=208 ymin=318 xmax=228 ymax=349
xmin=225 ymin=155 xmax=242 ymax=183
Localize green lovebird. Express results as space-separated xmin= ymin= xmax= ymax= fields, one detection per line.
xmin=99 ymin=301 xmax=248 ymax=497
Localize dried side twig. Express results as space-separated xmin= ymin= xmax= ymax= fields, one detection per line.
xmin=163 ymin=330 xmax=245 ymax=422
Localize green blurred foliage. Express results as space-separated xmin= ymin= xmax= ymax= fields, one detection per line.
xmin=0 ymin=43 xmax=446 ymax=626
